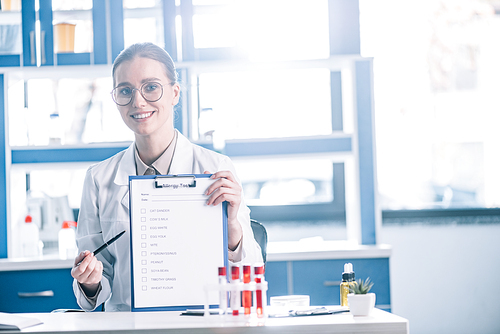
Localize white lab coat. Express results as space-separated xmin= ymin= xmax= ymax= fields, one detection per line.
xmin=73 ymin=130 xmax=262 ymax=311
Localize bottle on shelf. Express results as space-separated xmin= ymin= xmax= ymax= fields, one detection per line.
xmin=20 ymin=214 xmax=42 ymax=258
xmin=58 ymin=221 xmax=78 ymax=259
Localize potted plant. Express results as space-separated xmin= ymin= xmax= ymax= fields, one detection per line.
xmin=347 ymin=277 xmax=376 ymax=316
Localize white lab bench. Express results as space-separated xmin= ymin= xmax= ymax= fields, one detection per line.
xmin=0 ymin=308 xmax=409 ymax=334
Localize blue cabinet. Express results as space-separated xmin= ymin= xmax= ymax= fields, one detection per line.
xmin=266 ymin=258 xmax=391 ymax=311
xmin=0 ymin=268 xmax=79 ymax=312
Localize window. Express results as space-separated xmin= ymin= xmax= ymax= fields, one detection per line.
xmin=196 ymin=68 xmax=333 ymax=141
xmin=8 ymin=77 xmax=133 ymax=146
xmin=182 ymin=0 xmax=357 ymax=238
xmin=360 ymin=0 xmax=500 ymax=210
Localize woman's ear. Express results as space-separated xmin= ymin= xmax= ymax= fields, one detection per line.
xmin=172 ymin=83 xmax=181 ymax=105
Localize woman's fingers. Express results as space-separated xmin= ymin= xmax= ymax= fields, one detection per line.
xmin=71 ymin=251 xmax=103 ymax=285
xmin=205 ymin=171 xmax=241 ymax=201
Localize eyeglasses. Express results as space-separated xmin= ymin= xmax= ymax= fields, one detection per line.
xmin=111 ymin=81 xmax=167 ymax=106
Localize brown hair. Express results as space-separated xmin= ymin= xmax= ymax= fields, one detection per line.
xmin=112 ymin=42 xmax=178 ymax=86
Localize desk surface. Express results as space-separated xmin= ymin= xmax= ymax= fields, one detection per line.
xmin=6 ymin=308 xmax=408 ymax=334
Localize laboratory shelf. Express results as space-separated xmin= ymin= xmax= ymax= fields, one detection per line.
xmin=10 ymin=135 xmax=352 ymax=165
xmin=11 ymin=145 xmax=130 ymax=164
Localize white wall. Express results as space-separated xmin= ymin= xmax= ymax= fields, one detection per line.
xmin=380 ymin=224 xmax=500 ymax=334
xmin=266 ymin=221 xmax=500 ymax=333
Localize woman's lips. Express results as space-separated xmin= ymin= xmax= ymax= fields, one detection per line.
xmin=131 ymin=111 xmax=155 ymax=119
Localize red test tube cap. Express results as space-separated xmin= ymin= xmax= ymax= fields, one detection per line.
xmin=254 ymin=264 xmax=265 ymax=275
xmin=218 ymin=266 xmax=226 ymax=276
xmin=243 ymin=265 xmax=251 ymax=275
xmin=231 ymin=266 xmax=240 ymax=280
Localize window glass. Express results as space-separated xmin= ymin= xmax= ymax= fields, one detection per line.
xmin=192 ymin=11 xmax=236 ymax=49
xmin=197 ymin=68 xmax=332 ymax=140
xmin=52 ymin=0 xmax=92 ymax=10
xmin=123 ymin=0 xmax=165 ymax=49
xmin=191 ymin=0 xmax=330 ymax=61
xmin=233 ymin=158 xmax=333 ymax=206
xmin=52 ymin=0 xmax=93 ymax=53
xmin=360 ymin=0 xmax=500 ymax=209
xmin=0 ymin=1 xmax=22 ymax=55
xmin=8 ymin=77 xmax=134 ymax=146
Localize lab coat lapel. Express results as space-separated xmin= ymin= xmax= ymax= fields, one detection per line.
xmin=169 ymin=130 xmax=195 ymax=175
xmin=115 ymin=143 xmax=136 ymax=210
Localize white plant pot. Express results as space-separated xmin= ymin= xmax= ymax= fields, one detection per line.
xmin=347 ymin=293 xmax=376 ymax=316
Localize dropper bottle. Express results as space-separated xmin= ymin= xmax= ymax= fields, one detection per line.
xmin=340 ymin=263 xmax=355 ymax=307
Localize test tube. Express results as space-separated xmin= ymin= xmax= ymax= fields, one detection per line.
xmin=242 ymin=265 xmax=252 ymax=315
xmin=230 ymin=265 xmax=240 ymax=316
xmin=218 ymin=266 xmax=228 ymax=315
xmin=254 ymin=264 xmax=266 ymax=318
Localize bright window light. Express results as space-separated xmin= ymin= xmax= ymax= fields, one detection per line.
xmin=198 ymin=68 xmax=332 ymax=140
xmin=360 ymin=0 xmax=500 ymax=209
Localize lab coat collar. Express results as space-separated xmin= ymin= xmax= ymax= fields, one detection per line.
xmin=115 ymin=143 xmax=135 ymax=211
xmin=168 ymin=130 xmax=195 ymax=175
xmin=115 ymin=130 xmax=194 ymax=210
xmin=115 ymin=143 xmax=136 ymax=186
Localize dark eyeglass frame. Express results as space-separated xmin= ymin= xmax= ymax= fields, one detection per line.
xmin=111 ymin=81 xmax=170 ymax=106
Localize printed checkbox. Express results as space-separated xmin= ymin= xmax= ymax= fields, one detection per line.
xmin=141 ymin=243 xmax=146 ymax=248
xmin=141 ymin=260 xmax=147 ymax=265
xmin=141 ymin=225 xmax=146 ymax=231
xmin=142 ymin=285 xmax=147 ymax=291
xmin=141 ymin=208 xmax=146 ymax=214
xmin=141 ymin=217 xmax=146 ymax=222
xmin=142 ymin=268 xmax=147 ymax=274
xmin=141 ymin=234 xmax=146 ymax=239
xmin=141 ymin=251 xmax=147 ymax=256
xmin=142 ymin=277 xmax=147 ymax=282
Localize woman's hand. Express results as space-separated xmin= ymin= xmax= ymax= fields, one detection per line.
xmin=71 ymin=250 xmax=103 ymax=297
xmin=204 ymin=170 xmax=243 ymax=250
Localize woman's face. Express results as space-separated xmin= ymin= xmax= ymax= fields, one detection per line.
xmin=113 ymin=56 xmax=180 ymax=139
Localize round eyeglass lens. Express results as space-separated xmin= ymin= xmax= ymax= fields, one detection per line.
xmin=112 ymin=82 xmax=163 ymax=106
xmin=141 ymin=82 xmax=163 ymax=102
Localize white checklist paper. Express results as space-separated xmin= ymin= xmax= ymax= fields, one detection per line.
xmin=129 ymin=175 xmax=227 ymax=311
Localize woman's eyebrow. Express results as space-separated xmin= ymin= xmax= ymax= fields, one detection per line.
xmin=140 ymin=77 xmax=162 ymax=83
xmin=115 ymin=81 xmax=131 ymax=87
xmin=115 ymin=78 xmax=162 ymax=87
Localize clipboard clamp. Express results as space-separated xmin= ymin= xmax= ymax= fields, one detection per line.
xmin=155 ymin=175 xmax=196 ymax=189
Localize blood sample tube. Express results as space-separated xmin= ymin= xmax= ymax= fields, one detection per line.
xmin=230 ymin=265 xmax=241 ymax=316
xmin=254 ymin=264 xmax=266 ymax=318
xmin=218 ymin=266 xmax=228 ymax=315
xmin=242 ymin=265 xmax=252 ymax=315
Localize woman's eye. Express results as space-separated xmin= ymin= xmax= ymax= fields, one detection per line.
xmin=144 ymin=83 xmax=159 ymax=92
xmin=118 ymin=87 xmax=132 ymax=96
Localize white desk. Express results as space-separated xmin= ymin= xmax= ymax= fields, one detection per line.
xmin=6 ymin=308 xmax=408 ymax=334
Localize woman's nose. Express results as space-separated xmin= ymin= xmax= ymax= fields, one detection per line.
xmin=132 ymin=89 xmax=147 ymax=107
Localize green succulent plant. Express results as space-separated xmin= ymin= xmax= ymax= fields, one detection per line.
xmin=349 ymin=277 xmax=374 ymax=294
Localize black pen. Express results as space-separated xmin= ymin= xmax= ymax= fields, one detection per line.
xmin=77 ymin=230 xmax=126 ymax=265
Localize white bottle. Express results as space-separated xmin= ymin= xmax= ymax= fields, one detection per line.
xmin=58 ymin=221 xmax=77 ymax=259
xmin=20 ymin=215 xmax=40 ymax=258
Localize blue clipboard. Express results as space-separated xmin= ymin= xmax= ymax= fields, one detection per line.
xmin=129 ymin=174 xmax=228 ymax=312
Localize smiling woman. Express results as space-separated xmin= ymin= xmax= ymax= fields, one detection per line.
xmin=70 ymin=42 xmax=263 ymax=312
xmin=113 ymin=56 xmax=179 ymax=150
